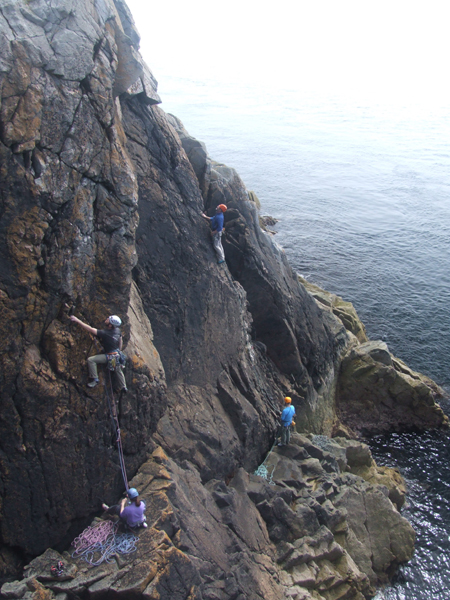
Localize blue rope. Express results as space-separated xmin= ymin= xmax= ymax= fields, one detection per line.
xmin=254 ymin=439 xmax=277 ymax=485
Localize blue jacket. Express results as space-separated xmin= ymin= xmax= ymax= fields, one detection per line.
xmin=281 ymin=405 xmax=295 ymax=427
xmin=210 ymin=212 xmax=224 ymax=233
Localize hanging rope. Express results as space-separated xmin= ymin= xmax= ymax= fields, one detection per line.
xmin=103 ymin=370 xmax=129 ymax=492
xmin=70 ymin=369 xmax=137 ymax=568
xmin=72 ymin=520 xmax=138 ymax=566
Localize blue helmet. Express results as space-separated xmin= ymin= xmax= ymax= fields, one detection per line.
xmin=108 ymin=315 xmax=122 ymax=327
xmin=127 ymin=487 xmax=139 ymax=499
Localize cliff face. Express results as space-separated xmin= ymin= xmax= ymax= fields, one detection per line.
xmin=0 ymin=0 xmax=346 ymax=576
xmin=0 ymin=1 xmax=446 ymax=598
xmin=0 ymin=0 xmax=167 ymax=561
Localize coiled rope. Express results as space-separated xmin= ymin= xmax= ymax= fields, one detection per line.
xmin=71 ymin=373 xmax=138 ymax=567
xmin=254 ymin=439 xmax=277 ymax=485
xmin=72 ymin=520 xmax=138 ymax=566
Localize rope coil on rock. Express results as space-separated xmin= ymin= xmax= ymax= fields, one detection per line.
xmin=69 ymin=370 xmax=137 ymax=567
xmin=72 ymin=520 xmax=138 ymax=566
xmin=254 ymin=439 xmax=277 ymax=485
xmin=72 ymin=520 xmax=115 ymax=553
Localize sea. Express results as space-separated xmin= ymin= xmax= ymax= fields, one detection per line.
xmin=153 ymin=73 xmax=450 ymax=599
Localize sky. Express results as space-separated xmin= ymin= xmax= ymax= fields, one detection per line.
xmin=125 ymin=0 xmax=450 ymax=105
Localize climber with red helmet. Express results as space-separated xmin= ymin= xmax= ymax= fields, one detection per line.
xmin=69 ymin=314 xmax=127 ymax=392
xmin=102 ymin=487 xmax=147 ymax=528
xmin=201 ymin=204 xmax=227 ymax=264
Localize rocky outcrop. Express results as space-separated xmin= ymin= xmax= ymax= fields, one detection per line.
xmin=0 ymin=0 xmax=350 ymax=583
xmin=298 ymin=280 xmax=449 ymax=435
xmin=337 ymin=341 xmax=449 ymax=435
xmin=298 ymin=277 xmax=368 ymax=344
xmin=1 ymin=438 xmax=415 ymax=600
xmin=0 ymin=0 xmax=166 ymax=576
xmin=167 ymin=115 xmax=351 ymax=436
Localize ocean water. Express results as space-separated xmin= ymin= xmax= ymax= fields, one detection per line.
xmin=154 ymin=73 xmax=450 ymax=599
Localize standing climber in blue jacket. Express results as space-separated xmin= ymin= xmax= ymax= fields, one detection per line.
xmin=279 ymin=397 xmax=296 ymax=446
xmin=201 ymin=204 xmax=227 ymax=264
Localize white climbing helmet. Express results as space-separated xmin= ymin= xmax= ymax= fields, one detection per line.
xmin=109 ymin=315 xmax=122 ymax=327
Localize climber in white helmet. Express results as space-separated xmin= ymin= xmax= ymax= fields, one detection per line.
xmin=69 ymin=314 xmax=127 ymax=392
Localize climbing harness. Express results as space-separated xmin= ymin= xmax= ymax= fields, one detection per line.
xmin=106 ymin=351 xmax=126 ymax=372
xmin=254 ymin=439 xmax=277 ymax=485
xmin=103 ymin=369 xmax=129 ymax=492
xmin=106 ymin=352 xmax=119 ymax=371
xmin=72 ymin=520 xmax=138 ymax=566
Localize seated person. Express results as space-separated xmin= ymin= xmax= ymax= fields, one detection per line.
xmin=102 ymin=487 xmax=147 ymax=528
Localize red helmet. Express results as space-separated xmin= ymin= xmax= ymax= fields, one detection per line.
xmin=217 ymin=204 xmax=227 ymax=213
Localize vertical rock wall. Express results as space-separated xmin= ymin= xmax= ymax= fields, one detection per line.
xmin=0 ymin=1 xmax=427 ymax=598
xmin=0 ymin=0 xmax=348 ymax=579
xmin=0 ymin=0 xmax=166 ymax=573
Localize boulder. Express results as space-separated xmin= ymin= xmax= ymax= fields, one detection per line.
xmin=334 ymin=481 xmax=415 ymax=584
xmin=337 ymin=341 xmax=449 ymax=434
xmin=299 ymin=277 xmax=368 ymax=344
xmin=332 ymin=438 xmax=407 ymax=509
xmin=1 ymin=578 xmax=56 ymax=600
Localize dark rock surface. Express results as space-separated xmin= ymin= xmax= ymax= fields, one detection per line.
xmin=0 ymin=0 xmax=348 ymax=584
xmin=298 ymin=280 xmax=449 ymax=436
xmin=0 ymin=1 xmax=446 ymax=598
xmin=337 ymin=341 xmax=449 ymax=435
xmin=167 ymin=115 xmax=351 ymax=436
xmin=1 ymin=440 xmax=415 ymax=600
xmin=0 ymin=0 xmax=165 ymax=573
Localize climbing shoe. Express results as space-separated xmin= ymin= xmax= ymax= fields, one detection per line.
xmin=102 ymin=503 xmax=109 ymax=511
xmin=87 ymin=378 xmax=99 ymax=388
xmin=218 ymin=260 xmax=225 ymax=264
xmin=142 ymin=522 xmax=148 ymax=528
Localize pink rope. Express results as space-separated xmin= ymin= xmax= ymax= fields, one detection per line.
xmin=71 ymin=519 xmax=137 ymax=566
xmin=72 ymin=520 xmax=115 ymax=553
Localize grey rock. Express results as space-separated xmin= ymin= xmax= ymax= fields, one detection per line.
xmin=23 ymin=548 xmax=77 ymax=582
xmin=1 ymin=578 xmax=32 ymax=599
xmin=283 ymin=526 xmax=344 ymax=569
xmin=334 ymin=482 xmax=415 ymax=584
xmin=299 ymin=277 xmax=369 ymax=344
xmin=338 ymin=339 xmax=448 ymax=434
xmin=169 ymin=120 xmax=352 ymax=436
xmin=311 ymin=435 xmax=348 ymax=472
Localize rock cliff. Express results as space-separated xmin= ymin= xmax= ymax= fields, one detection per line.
xmin=0 ymin=1 xmax=447 ymax=598
xmin=298 ymin=278 xmax=449 ymax=436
